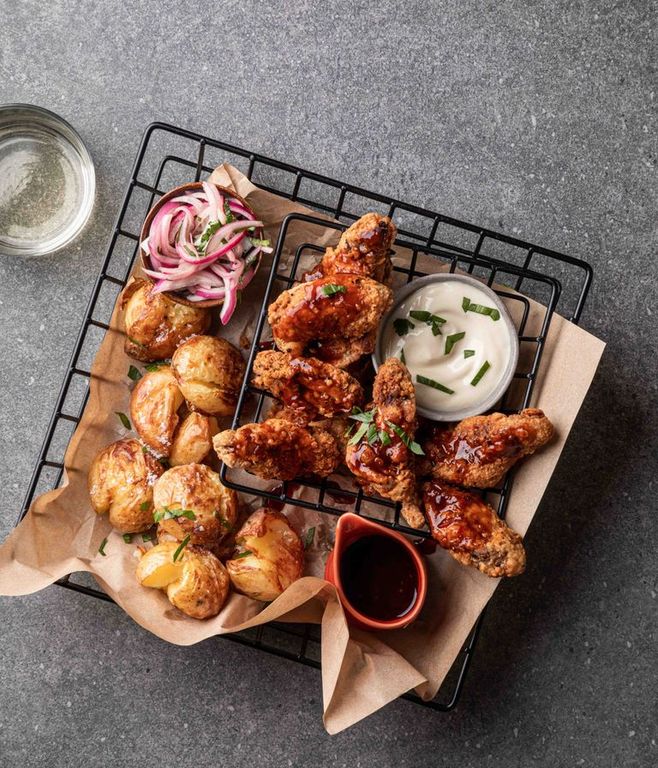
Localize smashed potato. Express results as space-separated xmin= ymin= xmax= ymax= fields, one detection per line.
xmin=136 ymin=542 xmax=230 ymax=619
xmin=121 ymin=278 xmax=211 ymax=362
xmin=226 ymin=509 xmax=304 ymax=601
xmin=130 ymin=365 xmax=184 ymax=456
xmin=88 ymin=438 xmax=163 ymax=532
xmin=171 ymin=335 xmax=246 ymax=416
xmin=169 ymin=412 xmax=219 ymax=466
xmin=153 ymin=464 xmax=238 ymax=553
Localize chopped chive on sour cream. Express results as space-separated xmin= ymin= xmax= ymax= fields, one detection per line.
xmin=383 ymin=279 xmax=513 ymax=414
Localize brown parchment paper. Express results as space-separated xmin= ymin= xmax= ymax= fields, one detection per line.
xmin=0 ymin=164 xmax=605 ymax=734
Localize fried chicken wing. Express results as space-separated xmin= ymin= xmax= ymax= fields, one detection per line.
xmin=422 ymin=480 xmax=526 ymax=577
xmin=306 ymin=213 xmax=396 ymax=284
xmin=345 ymin=358 xmax=424 ymax=528
xmin=252 ymin=351 xmax=364 ymax=419
xmin=267 ymin=274 xmax=392 ymax=367
xmin=213 ymin=418 xmax=342 ymax=480
xmin=421 ymin=408 xmax=554 ymax=488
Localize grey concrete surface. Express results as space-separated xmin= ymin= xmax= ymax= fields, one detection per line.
xmin=0 ymin=0 xmax=656 ymax=766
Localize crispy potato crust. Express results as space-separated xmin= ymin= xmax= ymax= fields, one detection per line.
xmin=136 ymin=542 xmax=230 ymax=619
xmin=129 ymin=366 xmax=184 ymax=456
xmin=171 ymin=335 xmax=246 ymax=416
xmin=153 ymin=464 xmax=238 ymax=553
xmin=88 ymin=438 xmax=163 ymax=533
xmin=226 ymin=509 xmax=304 ymax=601
xmin=121 ymin=279 xmax=210 ymax=362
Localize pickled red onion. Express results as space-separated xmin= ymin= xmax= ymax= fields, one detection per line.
xmin=140 ymin=183 xmax=268 ymax=324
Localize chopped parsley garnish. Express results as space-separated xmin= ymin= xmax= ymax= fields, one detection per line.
xmin=470 ymin=361 xmax=491 ymax=386
xmin=139 ymin=501 xmax=150 ymax=512
xmin=173 ymin=535 xmax=191 ymax=562
xmin=365 ymin=423 xmax=378 ymax=444
xmin=349 ymin=422 xmax=370 ymax=445
xmin=386 ymin=421 xmax=425 ymax=455
xmin=348 ymin=407 xmax=375 ymax=445
xmin=444 ymin=332 xmax=466 ymax=355
xmin=142 ymin=533 xmax=153 ymax=542
xmin=464 ymin=349 xmax=475 ymax=358
xmin=378 ymin=430 xmax=391 ymax=446
xmin=304 ymin=527 xmax=316 ymax=550
xmin=462 ymin=297 xmax=500 ymax=321
xmin=153 ymin=507 xmax=196 ymax=523
xmin=409 ymin=309 xmax=446 ymax=336
xmin=195 ymin=220 xmax=222 ymax=254
xmin=115 ymin=412 xmax=131 ymax=430
xmin=128 ymin=365 xmax=142 ymax=382
xmin=183 ymin=245 xmax=198 ymax=259
xmin=234 ymin=550 xmax=253 ymax=559
xmin=348 ymin=407 xmax=418 ymax=452
xmin=393 ymin=318 xmax=415 ymax=336
xmin=416 ymin=374 xmax=455 ymax=395
xmin=349 ymin=406 xmax=375 ymax=424
xmin=322 ymin=283 xmax=347 ymax=297
xmin=249 ymin=237 xmax=271 ymax=248
xmin=224 ymin=199 xmax=233 ymax=222
xmin=122 ymin=534 xmax=132 ymax=544
xmin=98 ymin=538 xmax=108 ymax=556
xmin=145 ymin=362 xmax=168 ymax=372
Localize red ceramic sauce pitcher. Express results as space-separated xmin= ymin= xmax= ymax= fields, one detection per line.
xmin=324 ymin=513 xmax=427 ymax=631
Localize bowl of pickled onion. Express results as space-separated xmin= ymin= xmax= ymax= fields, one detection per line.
xmin=139 ymin=181 xmax=271 ymax=323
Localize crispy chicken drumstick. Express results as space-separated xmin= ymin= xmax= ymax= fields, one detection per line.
xmin=306 ymin=212 xmax=397 ymax=284
xmin=421 ymin=408 xmax=554 ymax=488
xmin=252 ymin=351 xmax=364 ymax=419
xmin=422 ymin=480 xmax=526 ymax=577
xmin=345 ymin=358 xmax=424 ymax=528
xmin=267 ymin=274 xmax=393 ymax=368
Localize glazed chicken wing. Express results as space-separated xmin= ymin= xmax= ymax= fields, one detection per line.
xmin=422 ymin=480 xmax=526 ymax=577
xmin=252 ymin=351 xmax=364 ymax=419
xmin=306 ymin=213 xmax=396 ymax=284
xmin=421 ymin=408 xmax=554 ymax=488
xmin=345 ymin=358 xmax=424 ymax=528
xmin=267 ymin=274 xmax=393 ymax=368
xmin=213 ymin=418 xmax=342 ymax=480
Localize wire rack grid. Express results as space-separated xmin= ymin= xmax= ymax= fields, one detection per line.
xmin=17 ymin=122 xmax=593 ymax=712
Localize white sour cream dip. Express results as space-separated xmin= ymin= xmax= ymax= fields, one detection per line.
xmin=382 ymin=279 xmax=513 ymax=416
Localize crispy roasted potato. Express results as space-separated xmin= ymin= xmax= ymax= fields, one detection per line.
xmin=169 ymin=412 xmax=219 ymax=466
xmin=88 ymin=438 xmax=163 ymax=532
xmin=226 ymin=509 xmax=304 ymax=601
xmin=129 ymin=365 xmax=184 ymax=457
xmin=121 ymin=278 xmax=211 ymax=362
xmin=136 ymin=542 xmax=230 ymax=619
xmin=153 ymin=464 xmax=238 ymax=553
xmin=171 ymin=335 xmax=246 ymax=416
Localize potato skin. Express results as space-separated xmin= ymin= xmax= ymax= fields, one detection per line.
xmin=130 ymin=366 xmax=184 ymax=456
xmin=171 ymin=335 xmax=246 ymax=416
xmin=121 ymin=279 xmax=211 ymax=362
xmin=88 ymin=438 xmax=163 ymax=532
xmin=136 ymin=542 xmax=230 ymax=619
xmin=226 ymin=509 xmax=304 ymax=601
xmin=169 ymin=412 xmax=219 ymax=467
xmin=153 ymin=464 xmax=238 ymax=553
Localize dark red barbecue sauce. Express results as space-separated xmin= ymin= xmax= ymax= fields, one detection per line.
xmin=339 ymin=535 xmax=418 ymax=621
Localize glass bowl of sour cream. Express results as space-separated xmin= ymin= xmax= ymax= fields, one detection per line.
xmin=374 ymin=274 xmax=519 ymax=421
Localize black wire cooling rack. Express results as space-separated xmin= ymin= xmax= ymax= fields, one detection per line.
xmin=17 ymin=122 xmax=593 ymax=712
